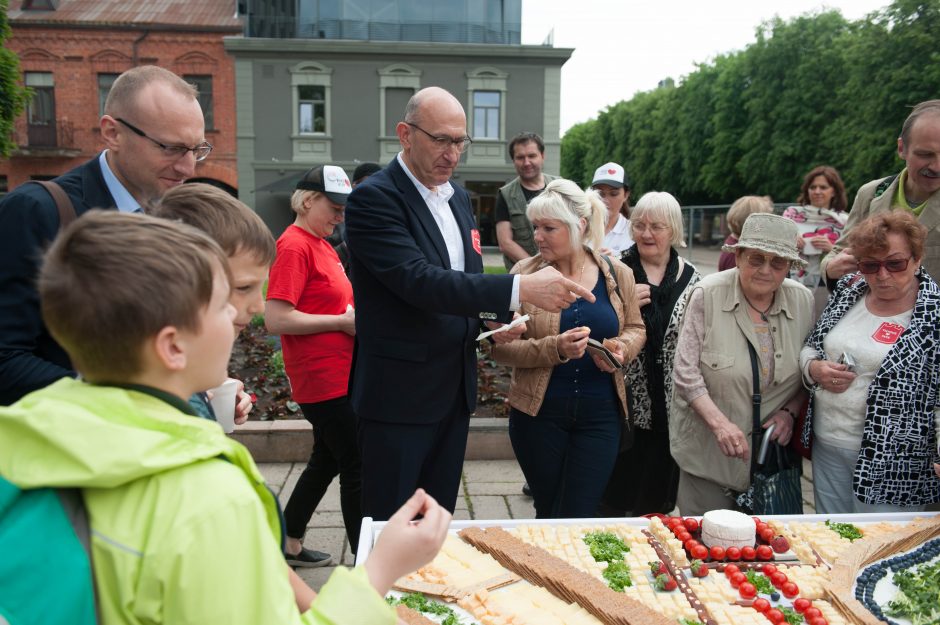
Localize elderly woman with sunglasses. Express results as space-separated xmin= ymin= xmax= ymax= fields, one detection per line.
xmin=799 ymin=210 xmax=940 ymax=513
xmin=670 ymin=214 xmax=814 ymax=516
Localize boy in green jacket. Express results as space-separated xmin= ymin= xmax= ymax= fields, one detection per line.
xmin=0 ymin=211 xmax=450 ymax=624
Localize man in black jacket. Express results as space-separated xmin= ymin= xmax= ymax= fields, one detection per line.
xmin=0 ymin=65 xmax=209 ymax=404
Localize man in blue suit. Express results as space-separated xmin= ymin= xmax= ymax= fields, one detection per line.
xmin=345 ymin=87 xmax=593 ymax=521
xmin=0 ymin=66 xmax=210 ymax=405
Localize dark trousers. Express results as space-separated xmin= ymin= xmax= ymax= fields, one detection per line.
xmin=599 ymin=427 xmax=680 ymax=516
xmin=358 ymin=391 xmax=469 ymax=521
xmin=509 ymin=397 xmax=620 ymax=519
xmin=283 ymin=396 xmax=362 ymax=553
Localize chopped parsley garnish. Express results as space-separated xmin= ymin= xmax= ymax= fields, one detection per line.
xmin=603 ymin=560 xmax=633 ymax=591
xmin=583 ymin=531 xmax=629 ymax=562
xmin=825 ymin=519 xmax=864 ymax=542
xmin=779 ymin=606 xmax=804 ymax=625
xmin=678 ymin=620 xmax=704 ymax=625
xmin=746 ymin=569 xmax=774 ymax=595
xmin=386 ymin=592 xmax=474 ymax=625
xmin=885 ymin=560 xmax=940 ymax=625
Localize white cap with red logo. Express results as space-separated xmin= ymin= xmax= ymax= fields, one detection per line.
xmin=591 ymin=162 xmax=629 ymax=189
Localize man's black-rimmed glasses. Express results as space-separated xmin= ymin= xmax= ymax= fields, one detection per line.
xmin=406 ymin=122 xmax=472 ymax=153
xmin=116 ymin=117 xmax=213 ymax=161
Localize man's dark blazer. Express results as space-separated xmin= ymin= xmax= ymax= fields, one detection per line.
xmin=0 ymin=155 xmax=116 ymax=404
xmin=345 ymin=157 xmax=514 ymax=425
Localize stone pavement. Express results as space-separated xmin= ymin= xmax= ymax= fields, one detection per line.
xmin=260 ymin=456 xmax=815 ymax=591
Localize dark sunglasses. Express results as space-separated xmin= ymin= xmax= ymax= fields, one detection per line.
xmin=856 ymin=257 xmax=912 ymax=275
xmin=744 ymin=252 xmax=791 ymax=271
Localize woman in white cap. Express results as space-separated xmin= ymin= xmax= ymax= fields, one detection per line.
xmin=670 ymin=213 xmax=814 ymax=515
xmin=591 ymin=162 xmax=634 ymax=254
xmin=265 ymin=164 xmax=359 ymax=567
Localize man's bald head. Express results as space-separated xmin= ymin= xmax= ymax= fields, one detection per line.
xmin=403 ymin=87 xmax=465 ymax=126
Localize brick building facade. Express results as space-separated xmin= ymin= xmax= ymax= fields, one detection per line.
xmin=2 ymin=0 xmax=242 ymax=196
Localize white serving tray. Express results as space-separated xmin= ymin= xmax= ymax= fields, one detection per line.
xmin=355 ymin=511 xmax=935 ymax=565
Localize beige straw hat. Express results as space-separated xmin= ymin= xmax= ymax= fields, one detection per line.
xmin=721 ymin=212 xmax=807 ymax=269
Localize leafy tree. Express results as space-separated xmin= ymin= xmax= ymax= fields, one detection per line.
xmin=0 ymin=0 xmax=30 ymax=157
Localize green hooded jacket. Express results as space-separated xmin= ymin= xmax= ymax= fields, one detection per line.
xmin=0 ymin=378 xmax=393 ymax=625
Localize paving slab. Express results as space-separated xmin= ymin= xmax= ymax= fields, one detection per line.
xmin=295 ymin=565 xmax=336 ymax=591
xmin=467 ymin=495 xmax=512 ymax=520
xmin=462 ymin=460 xmax=525 ymax=484
xmin=257 ymin=462 xmax=293 ymax=494
xmin=505 ymin=494 xmax=536 ymax=520
xmin=465 ymin=481 xmax=530 ymax=496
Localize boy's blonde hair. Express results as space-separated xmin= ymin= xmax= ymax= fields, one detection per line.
xmin=153 ymin=183 xmax=276 ymax=266
xmin=726 ymin=195 xmax=774 ymax=237
xmin=40 ymin=211 xmax=230 ymax=381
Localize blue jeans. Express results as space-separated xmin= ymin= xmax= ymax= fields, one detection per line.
xmin=509 ymin=397 xmax=620 ymax=519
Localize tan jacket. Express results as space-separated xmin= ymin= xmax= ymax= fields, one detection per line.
xmin=669 ymin=270 xmax=813 ymax=492
xmin=491 ymin=248 xmax=646 ymax=419
xmin=823 ymin=171 xmax=940 ymax=278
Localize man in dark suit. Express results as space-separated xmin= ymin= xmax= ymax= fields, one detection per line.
xmin=345 ymin=87 xmax=594 ymax=520
xmin=0 ymin=66 xmax=209 ymax=405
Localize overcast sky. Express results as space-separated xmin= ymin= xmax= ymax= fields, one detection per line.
xmin=521 ymin=0 xmax=890 ymax=135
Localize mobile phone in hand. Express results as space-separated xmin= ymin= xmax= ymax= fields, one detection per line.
xmin=838 ymin=352 xmax=856 ymax=372
xmin=586 ymin=338 xmax=623 ymax=370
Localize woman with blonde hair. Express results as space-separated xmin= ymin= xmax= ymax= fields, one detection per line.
xmin=718 ymin=195 xmax=774 ymax=272
xmin=491 ymin=179 xmax=646 ymax=518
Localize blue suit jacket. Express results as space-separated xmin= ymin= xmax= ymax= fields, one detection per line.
xmin=0 ymin=155 xmax=116 ymax=404
xmin=345 ymin=157 xmax=514 ymax=424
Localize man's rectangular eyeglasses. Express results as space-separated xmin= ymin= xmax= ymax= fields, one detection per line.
xmin=406 ymin=122 xmax=472 ymax=153
xmin=856 ymin=257 xmax=912 ymax=274
xmin=116 ymin=118 xmax=213 ymax=161
xmin=744 ymin=252 xmax=791 ymax=271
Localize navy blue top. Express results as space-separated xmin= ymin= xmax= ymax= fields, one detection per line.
xmin=544 ymin=274 xmax=619 ymax=401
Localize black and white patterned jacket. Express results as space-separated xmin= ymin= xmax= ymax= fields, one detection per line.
xmin=801 ymin=271 xmax=940 ymax=505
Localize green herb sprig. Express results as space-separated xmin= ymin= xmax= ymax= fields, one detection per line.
xmin=583 ymin=531 xmax=630 ymax=562
xmin=885 ymin=560 xmax=940 ymax=625
xmin=386 ymin=593 xmax=476 ymax=625
xmin=745 ymin=569 xmax=774 ymax=595
xmin=825 ymin=519 xmax=864 ymax=542
xmin=603 ymin=560 xmax=633 ymax=591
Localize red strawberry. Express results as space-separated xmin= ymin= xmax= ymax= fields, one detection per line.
xmin=649 ymin=560 xmax=668 ymax=576
xmin=690 ymin=559 xmax=709 ymax=578
xmin=771 ymin=535 xmax=790 ymax=553
xmin=655 ymin=573 xmax=678 ymax=591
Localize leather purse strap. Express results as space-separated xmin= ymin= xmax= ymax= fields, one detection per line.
xmin=746 ymin=341 xmax=762 ymax=475
xmin=33 ymin=180 xmax=77 ymax=229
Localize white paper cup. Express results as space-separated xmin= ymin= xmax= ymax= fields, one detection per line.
xmin=208 ymin=377 xmax=239 ymax=433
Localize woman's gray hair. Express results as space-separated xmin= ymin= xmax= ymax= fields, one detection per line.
xmin=632 ymin=191 xmax=686 ymax=248
xmin=526 ymin=179 xmax=606 ymax=250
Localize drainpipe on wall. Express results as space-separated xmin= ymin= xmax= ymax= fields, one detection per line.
xmin=131 ymin=30 xmax=151 ymax=65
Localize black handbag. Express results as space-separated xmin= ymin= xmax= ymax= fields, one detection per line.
xmin=735 ymin=342 xmax=803 ymax=515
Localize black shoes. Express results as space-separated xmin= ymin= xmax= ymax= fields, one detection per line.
xmin=285 ymin=547 xmax=332 ymax=568
xmin=522 ymin=482 xmax=532 ymax=497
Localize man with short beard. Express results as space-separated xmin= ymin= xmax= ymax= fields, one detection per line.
xmin=824 ymin=100 xmax=940 ymax=281
xmin=495 ymin=132 xmax=557 ymax=270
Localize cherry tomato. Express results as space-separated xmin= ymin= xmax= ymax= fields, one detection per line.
xmin=765 ymin=608 xmax=786 ymax=624
xmin=807 ymin=618 xmax=829 ymax=625
xmin=726 ymin=547 xmax=742 ymax=561
xmin=752 ymin=597 xmax=771 ymax=613
xmin=684 ymin=517 xmax=700 ymax=532
xmin=793 ymin=598 xmax=812 ymax=613
xmin=724 ymin=563 xmax=741 ymax=578
xmin=755 ymin=521 xmax=768 ymax=534
xmin=685 ymin=538 xmax=700 ymax=552
xmin=782 ymin=581 xmax=799 ymax=599
xmin=753 ymin=516 xmax=762 ymax=525
xmin=691 ymin=544 xmax=709 ymax=560
xmin=739 ymin=581 xmax=757 ymax=599
xmin=676 ymin=530 xmax=692 ymax=543
xmin=803 ymin=607 xmax=822 ymax=620
xmin=760 ymin=527 xmax=776 ymax=543
xmin=666 ymin=517 xmax=682 ymax=530
xmin=756 ymin=545 xmax=774 ymax=561
xmin=771 ymin=571 xmax=789 ymax=587
xmin=729 ymin=571 xmax=747 ymax=589
xmin=710 ymin=545 xmax=726 ymax=561
xmin=742 ymin=546 xmax=757 ymax=560
xmin=761 ymin=564 xmax=778 ymax=576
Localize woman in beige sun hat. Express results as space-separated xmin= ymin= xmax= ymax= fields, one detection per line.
xmin=669 ymin=213 xmax=814 ymax=515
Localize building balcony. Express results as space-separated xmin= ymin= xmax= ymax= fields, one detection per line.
xmin=11 ymin=120 xmax=82 ymax=158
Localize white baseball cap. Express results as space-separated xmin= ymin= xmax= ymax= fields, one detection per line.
xmin=592 ymin=162 xmax=629 ymax=189
xmin=296 ymin=165 xmax=352 ymax=205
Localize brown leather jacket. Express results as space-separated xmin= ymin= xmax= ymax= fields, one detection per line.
xmin=491 ymin=248 xmax=646 ymax=419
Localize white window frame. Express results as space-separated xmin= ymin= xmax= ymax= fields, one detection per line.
xmin=465 ymin=66 xmax=508 ymax=165
xmin=289 ymin=61 xmax=333 ymax=162
xmin=377 ymin=63 xmax=422 ymax=162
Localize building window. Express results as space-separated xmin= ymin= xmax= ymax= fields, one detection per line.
xmin=0 ymin=175 xmax=7 ymax=199
xmin=298 ymin=85 xmax=326 ymax=134
xmin=98 ymin=73 xmax=118 ymax=116
xmin=385 ymin=87 xmax=413 ymax=135
xmin=25 ymin=72 xmax=56 ymax=147
xmin=289 ymin=61 xmax=333 ymax=162
xmin=472 ymin=91 xmax=500 ymax=139
xmin=185 ymin=75 xmax=214 ymax=130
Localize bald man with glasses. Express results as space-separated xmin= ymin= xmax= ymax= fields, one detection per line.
xmin=0 ymin=65 xmax=208 ymax=404
xmin=345 ymin=87 xmax=596 ymax=521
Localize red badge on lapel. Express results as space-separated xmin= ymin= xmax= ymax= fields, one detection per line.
xmin=471 ymin=229 xmax=482 ymax=255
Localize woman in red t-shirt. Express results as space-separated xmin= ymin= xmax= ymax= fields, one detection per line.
xmin=265 ymin=165 xmax=359 ymax=566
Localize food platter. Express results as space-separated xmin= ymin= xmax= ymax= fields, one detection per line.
xmin=357 ymin=512 xmax=940 ymax=625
